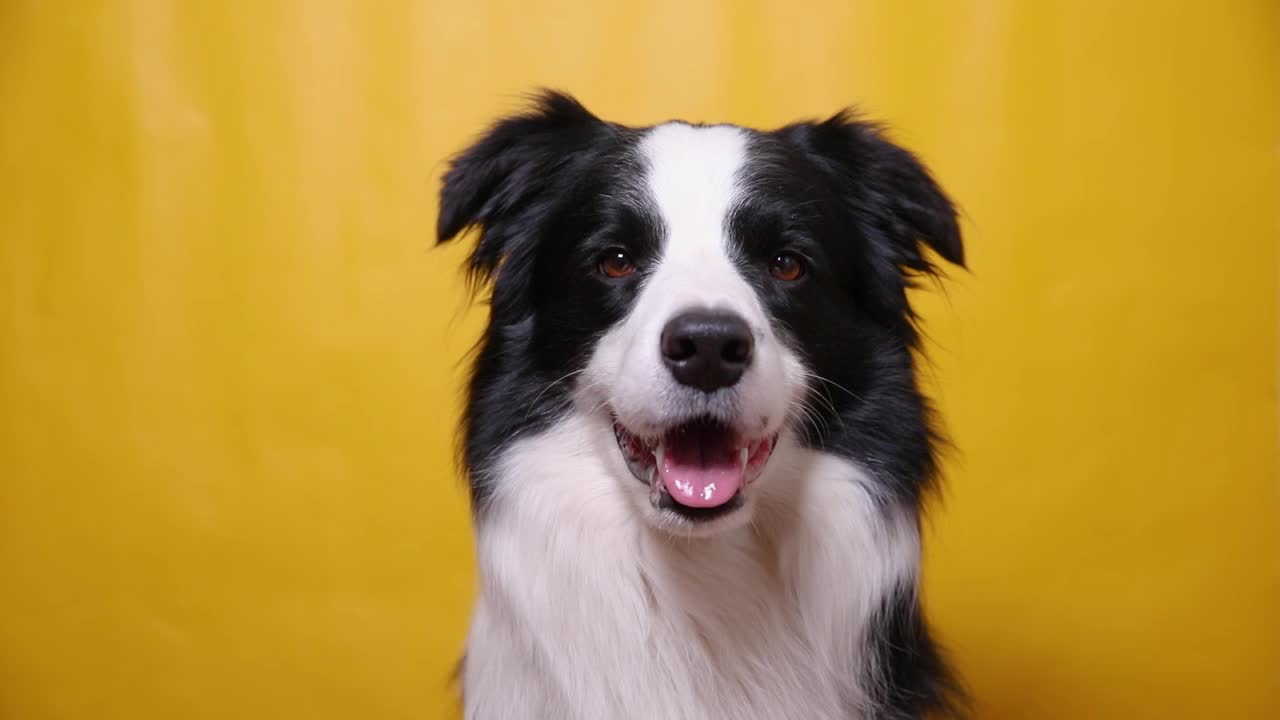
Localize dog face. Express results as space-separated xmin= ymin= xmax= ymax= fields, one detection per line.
xmin=438 ymin=92 xmax=962 ymax=536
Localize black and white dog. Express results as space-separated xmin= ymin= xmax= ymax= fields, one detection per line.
xmin=437 ymin=92 xmax=965 ymax=720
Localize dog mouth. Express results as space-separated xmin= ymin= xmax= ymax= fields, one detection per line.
xmin=612 ymin=415 xmax=777 ymax=522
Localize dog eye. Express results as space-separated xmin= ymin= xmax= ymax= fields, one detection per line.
xmin=768 ymin=252 xmax=806 ymax=282
xmin=598 ymin=248 xmax=637 ymax=279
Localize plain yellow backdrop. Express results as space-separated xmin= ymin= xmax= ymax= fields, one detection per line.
xmin=2 ymin=1 xmax=1276 ymax=718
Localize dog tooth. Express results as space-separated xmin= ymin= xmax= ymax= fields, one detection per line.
xmin=738 ymin=447 xmax=749 ymax=470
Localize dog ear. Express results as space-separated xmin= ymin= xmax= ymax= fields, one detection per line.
xmin=776 ymin=111 xmax=964 ymax=276
xmin=437 ymin=91 xmax=610 ymax=285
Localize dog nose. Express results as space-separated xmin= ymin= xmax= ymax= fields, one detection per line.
xmin=660 ymin=310 xmax=754 ymax=392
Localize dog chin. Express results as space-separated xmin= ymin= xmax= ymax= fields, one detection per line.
xmin=609 ymin=411 xmax=779 ymax=537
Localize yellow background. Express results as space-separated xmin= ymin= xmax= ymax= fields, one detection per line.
xmin=2 ymin=1 xmax=1276 ymax=718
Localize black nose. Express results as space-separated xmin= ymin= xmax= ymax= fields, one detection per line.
xmin=660 ymin=311 xmax=754 ymax=392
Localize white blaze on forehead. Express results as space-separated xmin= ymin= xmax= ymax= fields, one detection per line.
xmin=639 ymin=122 xmax=751 ymax=312
xmin=640 ymin=123 xmax=748 ymax=262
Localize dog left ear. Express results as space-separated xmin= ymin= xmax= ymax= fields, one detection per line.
xmin=777 ymin=111 xmax=964 ymax=275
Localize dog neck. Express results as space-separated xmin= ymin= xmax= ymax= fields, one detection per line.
xmin=462 ymin=413 xmax=922 ymax=719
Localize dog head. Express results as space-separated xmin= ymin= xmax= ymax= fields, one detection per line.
xmin=438 ymin=92 xmax=962 ymax=536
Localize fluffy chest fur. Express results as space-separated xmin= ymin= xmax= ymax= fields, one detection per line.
xmin=462 ymin=416 xmax=919 ymax=720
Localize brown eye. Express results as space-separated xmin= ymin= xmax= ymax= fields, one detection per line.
xmin=599 ymin=248 xmax=636 ymax=278
xmin=768 ymin=252 xmax=806 ymax=281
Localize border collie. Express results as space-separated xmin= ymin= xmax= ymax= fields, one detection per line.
xmin=437 ymin=91 xmax=965 ymax=720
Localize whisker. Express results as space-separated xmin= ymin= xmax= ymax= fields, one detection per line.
xmin=799 ymin=370 xmax=864 ymax=405
xmin=522 ymin=368 xmax=590 ymax=423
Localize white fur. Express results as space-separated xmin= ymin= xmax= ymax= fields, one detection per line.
xmin=584 ymin=123 xmax=807 ymax=533
xmin=464 ymin=415 xmax=919 ymax=719
xmin=462 ymin=123 xmax=920 ymax=719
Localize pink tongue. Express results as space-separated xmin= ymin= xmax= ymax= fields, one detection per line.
xmin=659 ymin=431 xmax=743 ymax=508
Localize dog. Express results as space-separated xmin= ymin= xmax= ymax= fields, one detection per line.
xmin=437 ymin=91 xmax=965 ymax=720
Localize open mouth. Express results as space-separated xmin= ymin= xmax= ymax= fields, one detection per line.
xmin=612 ymin=415 xmax=777 ymax=522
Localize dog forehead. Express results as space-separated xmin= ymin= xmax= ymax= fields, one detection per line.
xmin=639 ymin=122 xmax=749 ymax=258
xmin=629 ymin=122 xmax=763 ymax=322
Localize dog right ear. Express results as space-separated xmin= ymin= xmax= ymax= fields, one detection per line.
xmin=437 ymin=91 xmax=610 ymax=285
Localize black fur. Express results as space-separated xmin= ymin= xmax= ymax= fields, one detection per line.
xmin=437 ymin=91 xmax=965 ymax=719
xmin=867 ymin=589 xmax=966 ymax=719
xmin=438 ymin=93 xmax=651 ymax=508
xmin=734 ymin=118 xmax=963 ymax=508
